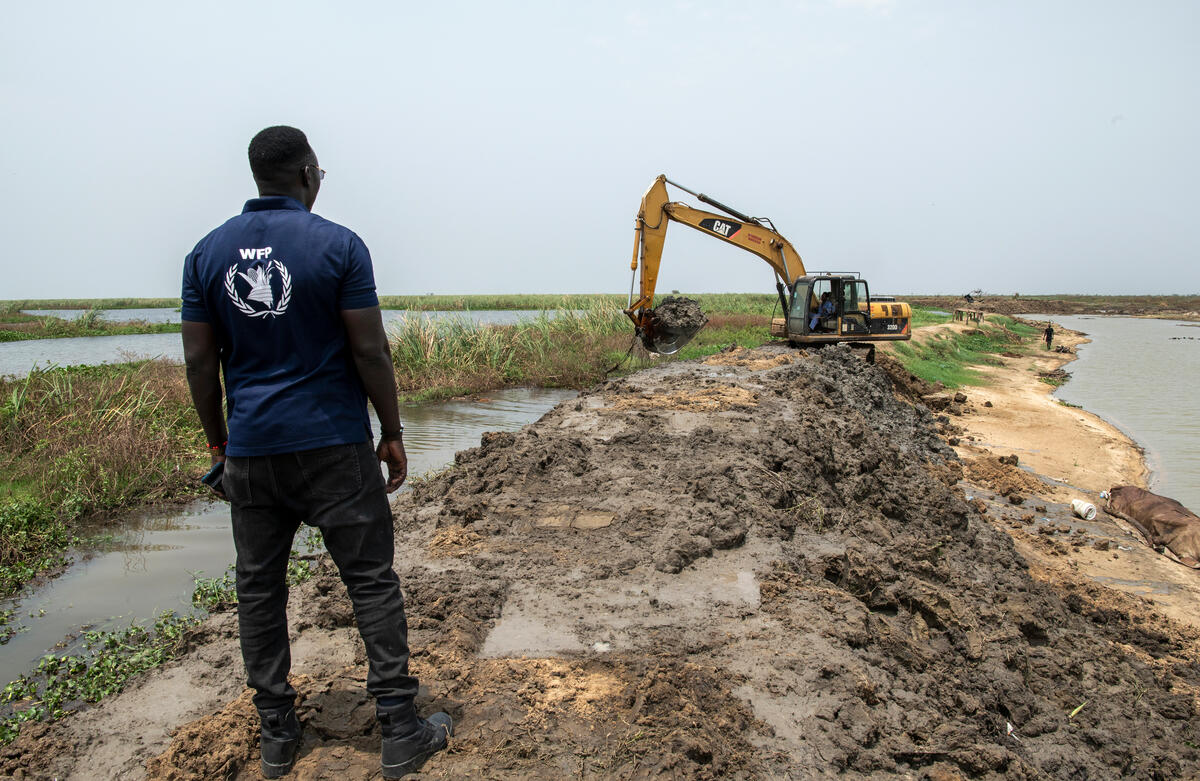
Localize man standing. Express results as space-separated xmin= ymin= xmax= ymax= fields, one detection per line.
xmin=181 ymin=126 xmax=451 ymax=779
xmin=1044 ymin=322 xmax=1055 ymax=350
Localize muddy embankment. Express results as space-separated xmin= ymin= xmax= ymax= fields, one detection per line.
xmin=4 ymin=345 xmax=1199 ymax=779
xmin=906 ymin=295 xmax=1200 ymax=321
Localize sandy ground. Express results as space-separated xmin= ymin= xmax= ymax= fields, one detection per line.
xmin=3 ymin=342 xmax=1199 ymax=780
xmin=948 ymin=325 xmax=1146 ymax=493
xmin=901 ymin=321 xmax=1200 ymax=632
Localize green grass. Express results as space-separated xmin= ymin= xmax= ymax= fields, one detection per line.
xmin=387 ymin=297 xmax=777 ymax=399
xmin=909 ymin=307 xmax=952 ymax=329
xmin=0 ymin=308 xmax=180 ymax=342
xmin=0 ymin=500 xmax=73 ymax=598
xmin=890 ymin=316 xmax=1038 ymax=388
xmin=0 ymin=299 xmax=180 ymax=312
xmin=375 ymin=292 xmax=781 ymax=313
xmin=389 ymin=301 xmax=633 ymax=398
xmin=0 ymin=361 xmax=207 ymax=597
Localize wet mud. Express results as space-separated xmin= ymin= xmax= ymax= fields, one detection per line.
xmin=649 ymin=296 xmax=708 ymax=330
xmin=4 ymin=344 xmax=1199 ymax=779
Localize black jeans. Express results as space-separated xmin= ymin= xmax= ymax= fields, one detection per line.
xmin=223 ymin=441 xmax=418 ymax=712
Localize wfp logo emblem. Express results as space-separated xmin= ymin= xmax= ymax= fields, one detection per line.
xmin=225 ymin=247 xmax=291 ymax=319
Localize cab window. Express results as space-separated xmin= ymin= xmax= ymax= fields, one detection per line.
xmin=844 ymin=280 xmax=869 ymax=313
xmin=811 ymin=279 xmax=833 ymax=313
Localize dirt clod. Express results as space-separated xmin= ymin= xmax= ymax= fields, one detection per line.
xmin=650 ymin=296 xmax=708 ymax=329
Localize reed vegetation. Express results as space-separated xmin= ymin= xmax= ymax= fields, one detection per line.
xmin=0 ymin=361 xmax=206 ymax=596
xmin=388 ymin=300 xmax=778 ymax=400
xmin=0 ymin=298 xmax=180 ymax=311
xmin=389 ymin=301 xmax=634 ymax=399
xmin=0 ymin=309 xmax=181 ymax=343
xmin=376 ymin=292 xmax=781 ymax=314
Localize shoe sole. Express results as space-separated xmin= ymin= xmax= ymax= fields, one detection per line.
xmin=261 ymin=756 xmax=297 ymax=778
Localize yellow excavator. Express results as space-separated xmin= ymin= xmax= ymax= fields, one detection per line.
xmin=625 ymin=175 xmax=912 ymax=355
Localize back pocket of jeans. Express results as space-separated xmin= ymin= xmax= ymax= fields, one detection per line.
xmin=297 ymin=444 xmax=362 ymax=500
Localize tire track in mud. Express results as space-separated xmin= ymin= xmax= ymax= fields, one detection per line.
xmin=5 ymin=345 xmax=1198 ymax=779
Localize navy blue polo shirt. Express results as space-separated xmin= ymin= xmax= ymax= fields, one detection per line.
xmin=181 ymin=196 xmax=380 ymax=457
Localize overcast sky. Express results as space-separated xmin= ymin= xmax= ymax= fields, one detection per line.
xmin=3 ymin=1 xmax=1196 ymax=299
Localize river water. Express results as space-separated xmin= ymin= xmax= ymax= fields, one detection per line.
xmin=0 ymin=387 xmax=576 ymax=685
xmin=0 ymin=310 xmax=578 ymax=378
xmin=1028 ymin=315 xmax=1200 ymax=511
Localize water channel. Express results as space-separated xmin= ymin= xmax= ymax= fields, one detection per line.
xmin=0 ymin=387 xmax=576 ymax=685
xmin=1 ymin=309 xmax=578 ymax=378
xmin=1027 ymin=314 xmax=1200 ymax=511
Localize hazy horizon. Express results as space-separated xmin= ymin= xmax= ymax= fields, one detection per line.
xmin=4 ymin=1 xmax=1197 ymax=298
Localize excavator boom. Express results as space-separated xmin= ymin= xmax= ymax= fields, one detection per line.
xmin=628 ymin=175 xmax=805 ymax=321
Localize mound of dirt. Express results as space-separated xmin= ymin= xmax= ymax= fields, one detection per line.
xmin=876 ymin=351 xmax=942 ymax=405
xmin=7 ymin=345 xmax=1198 ymax=779
xmin=965 ymin=455 xmax=1051 ymax=503
xmin=602 ymin=385 xmax=759 ymax=412
xmin=650 ymin=295 xmax=707 ymax=329
xmin=703 ymin=345 xmax=795 ymax=370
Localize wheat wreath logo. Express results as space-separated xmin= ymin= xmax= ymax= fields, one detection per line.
xmin=225 ymin=260 xmax=291 ymax=318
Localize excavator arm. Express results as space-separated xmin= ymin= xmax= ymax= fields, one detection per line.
xmin=626 ymin=175 xmax=807 ymax=346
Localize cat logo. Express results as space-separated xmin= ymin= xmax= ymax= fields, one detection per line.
xmin=699 ymin=218 xmax=740 ymax=239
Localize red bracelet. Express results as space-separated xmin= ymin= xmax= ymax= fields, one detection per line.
xmin=207 ymin=441 xmax=227 ymax=451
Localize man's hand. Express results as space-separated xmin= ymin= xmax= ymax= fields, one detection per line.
xmin=206 ymin=452 xmax=228 ymax=501
xmin=377 ymin=437 xmax=408 ymax=493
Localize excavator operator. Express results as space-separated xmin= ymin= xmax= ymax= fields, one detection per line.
xmin=810 ymin=291 xmax=836 ymax=332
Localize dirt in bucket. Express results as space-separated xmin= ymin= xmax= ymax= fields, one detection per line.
xmin=649 ymin=295 xmax=708 ymax=330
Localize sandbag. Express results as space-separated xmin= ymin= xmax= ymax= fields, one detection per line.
xmin=1106 ymin=486 xmax=1200 ymax=568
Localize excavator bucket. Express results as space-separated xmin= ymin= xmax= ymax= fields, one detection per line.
xmin=640 ymin=297 xmax=708 ymax=355
xmin=641 ymin=322 xmax=703 ymax=355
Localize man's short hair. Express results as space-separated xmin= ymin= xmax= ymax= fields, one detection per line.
xmin=248 ymin=126 xmax=314 ymax=180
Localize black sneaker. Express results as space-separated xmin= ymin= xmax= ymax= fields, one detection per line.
xmin=379 ymin=707 xmax=453 ymax=779
xmin=259 ymin=706 xmax=302 ymax=778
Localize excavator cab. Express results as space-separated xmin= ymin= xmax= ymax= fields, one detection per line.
xmin=788 ymin=275 xmax=870 ymax=338
xmin=784 ymin=274 xmax=909 ymax=344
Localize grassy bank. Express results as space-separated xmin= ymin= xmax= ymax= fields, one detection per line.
xmin=388 ymin=300 xmax=778 ymax=400
xmin=0 ymin=305 xmax=180 ymax=343
xmin=0 ymin=299 xmax=180 ymax=311
xmin=376 ymin=292 xmax=784 ymax=314
xmin=0 ymin=361 xmax=207 ymax=596
xmin=889 ymin=315 xmax=1040 ymax=387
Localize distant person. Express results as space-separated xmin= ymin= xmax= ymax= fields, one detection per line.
xmin=1044 ymin=322 xmax=1054 ymax=350
xmin=810 ymin=291 xmax=836 ymax=332
xmin=180 ymin=126 xmax=451 ymax=779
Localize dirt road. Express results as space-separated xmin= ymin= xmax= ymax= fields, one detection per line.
xmin=3 ymin=345 xmax=1198 ymax=779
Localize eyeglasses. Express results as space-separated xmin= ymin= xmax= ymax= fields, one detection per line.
xmin=305 ymin=165 xmax=326 ymax=181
